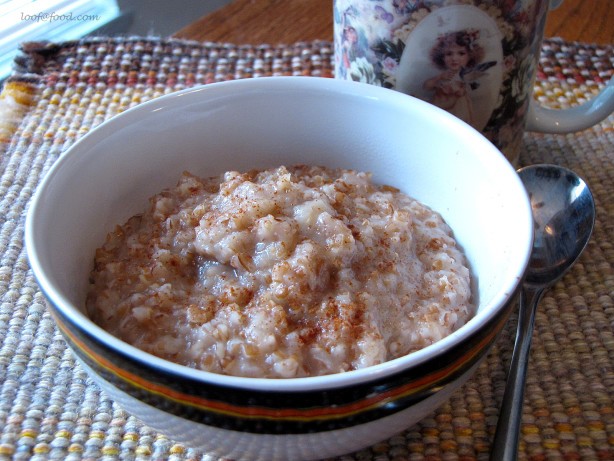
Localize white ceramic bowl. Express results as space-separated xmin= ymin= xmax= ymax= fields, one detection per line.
xmin=25 ymin=77 xmax=532 ymax=461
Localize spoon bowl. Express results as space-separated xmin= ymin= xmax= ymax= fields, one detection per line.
xmin=490 ymin=163 xmax=595 ymax=461
xmin=520 ymin=165 xmax=595 ymax=287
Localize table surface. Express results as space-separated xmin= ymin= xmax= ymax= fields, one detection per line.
xmin=174 ymin=0 xmax=614 ymax=45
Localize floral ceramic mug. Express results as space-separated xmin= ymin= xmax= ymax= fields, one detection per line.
xmin=333 ymin=0 xmax=614 ymax=164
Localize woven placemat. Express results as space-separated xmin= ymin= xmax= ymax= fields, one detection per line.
xmin=0 ymin=37 xmax=612 ymax=460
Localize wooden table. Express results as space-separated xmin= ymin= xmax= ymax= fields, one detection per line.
xmin=174 ymin=0 xmax=614 ymax=45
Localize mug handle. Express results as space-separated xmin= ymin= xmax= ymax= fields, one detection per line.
xmin=526 ymin=78 xmax=614 ymax=133
xmin=526 ymin=0 xmax=614 ymax=133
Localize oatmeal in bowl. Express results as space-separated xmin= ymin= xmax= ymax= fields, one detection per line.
xmin=87 ymin=165 xmax=474 ymax=378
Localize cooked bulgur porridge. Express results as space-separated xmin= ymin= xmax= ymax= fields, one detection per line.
xmin=87 ymin=165 xmax=474 ymax=378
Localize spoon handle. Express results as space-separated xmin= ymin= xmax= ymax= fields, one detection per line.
xmin=490 ymin=286 xmax=545 ymax=461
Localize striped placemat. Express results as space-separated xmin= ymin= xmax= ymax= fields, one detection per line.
xmin=0 ymin=37 xmax=612 ymax=460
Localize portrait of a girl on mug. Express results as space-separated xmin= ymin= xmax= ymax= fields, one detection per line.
xmin=423 ymin=29 xmax=495 ymax=129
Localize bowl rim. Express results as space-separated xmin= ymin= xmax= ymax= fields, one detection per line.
xmin=25 ymin=76 xmax=533 ymax=392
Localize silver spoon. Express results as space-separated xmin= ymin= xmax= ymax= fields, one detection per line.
xmin=490 ymin=164 xmax=595 ymax=461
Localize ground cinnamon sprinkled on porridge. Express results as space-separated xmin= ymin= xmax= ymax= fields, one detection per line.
xmin=87 ymin=165 xmax=474 ymax=378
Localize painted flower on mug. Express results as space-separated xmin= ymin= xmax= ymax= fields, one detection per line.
xmin=503 ymin=54 xmax=516 ymax=74
xmin=511 ymin=55 xmax=536 ymax=101
xmin=349 ymin=57 xmax=378 ymax=83
xmin=382 ymin=56 xmax=399 ymax=73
